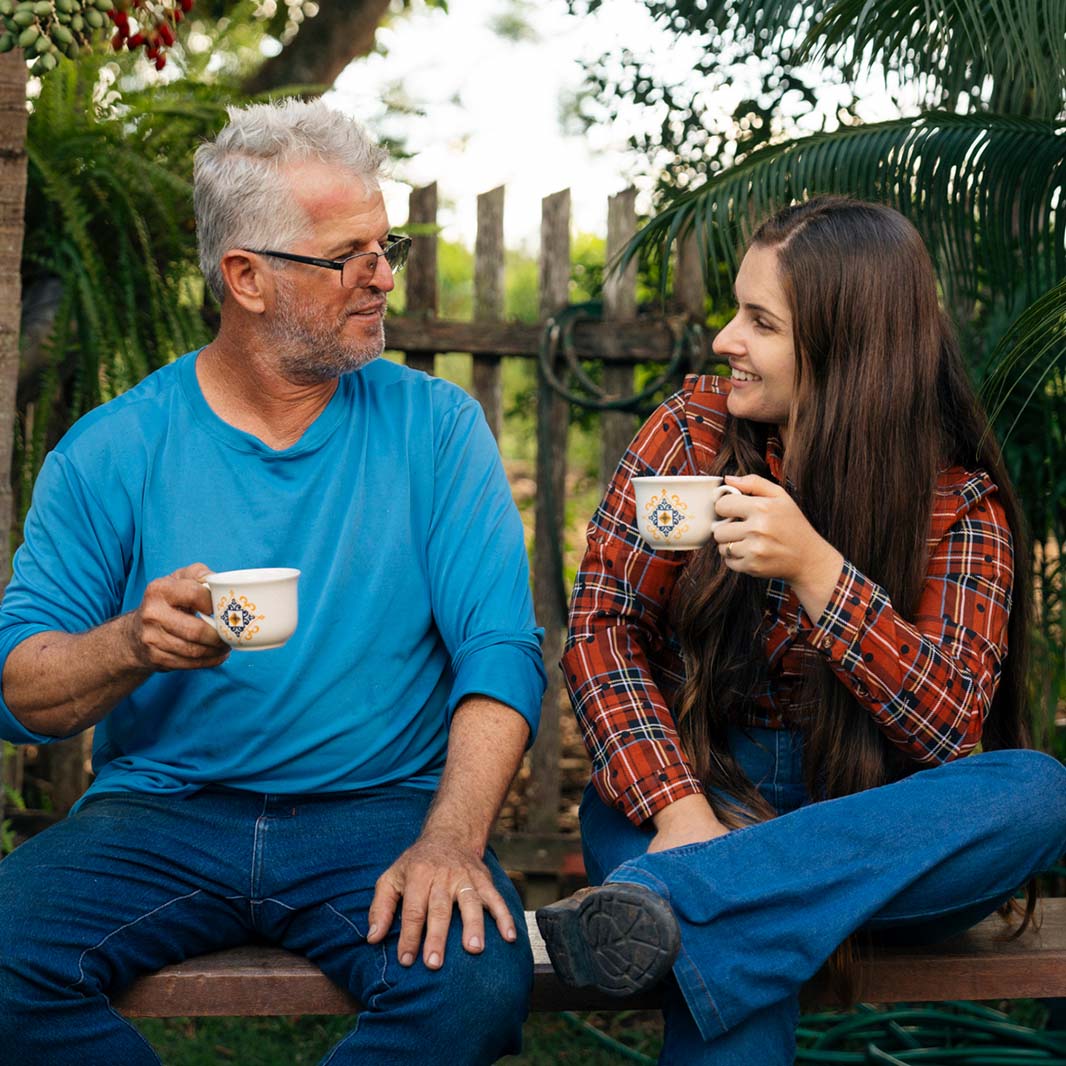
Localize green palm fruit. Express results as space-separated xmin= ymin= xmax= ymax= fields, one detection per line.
xmin=70 ymin=11 xmax=80 ymax=28
xmin=51 ymin=22 xmax=71 ymax=42
xmin=83 ymin=7 xmax=100 ymax=26
xmin=12 ymin=8 xmax=35 ymax=26
xmin=33 ymin=30 xmax=51 ymax=52
xmin=62 ymin=37 xmax=77 ymax=56
xmin=0 ymin=31 xmax=13 ymax=51
xmin=92 ymin=0 xmax=112 ymax=9
xmin=31 ymin=49 xmax=55 ymax=72
xmin=2 ymin=17 xmax=16 ymax=32
xmin=16 ymin=22 xmax=37 ymax=45
xmin=56 ymin=0 xmax=75 ymax=10
xmin=33 ymin=1 xmax=51 ymax=14
xmin=0 ymin=0 xmax=13 ymax=16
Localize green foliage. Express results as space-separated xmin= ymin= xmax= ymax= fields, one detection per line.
xmin=567 ymin=1 xmax=839 ymax=194
xmin=17 ymin=55 xmax=235 ymax=515
xmin=621 ymin=113 xmax=1066 ymax=310
xmin=1 ymin=742 xmax=24 ymax=857
xmin=601 ymin=0 xmax=1066 ymax=742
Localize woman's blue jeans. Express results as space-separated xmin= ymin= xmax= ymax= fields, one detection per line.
xmin=0 ymin=785 xmax=531 ymax=1065
xmin=580 ymin=730 xmax=1066 ymax=1066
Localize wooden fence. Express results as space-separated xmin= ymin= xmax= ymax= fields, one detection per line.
xmin=388 ymin=183 xmax=713 ymax=883
xmin=1 ymin=182 xmax=715 ymax=890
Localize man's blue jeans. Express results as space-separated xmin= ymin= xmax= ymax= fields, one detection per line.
xmin=0 ymin=785 xmax=531 ymax=1065
xmin=580 ymin=729 xmax=1066 ymax=1066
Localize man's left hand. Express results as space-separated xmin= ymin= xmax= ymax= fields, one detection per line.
xmin=366 ymin=833 xmax=518 ymax=970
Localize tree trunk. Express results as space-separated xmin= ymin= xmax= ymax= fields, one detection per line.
xmin=0 ymin=51 xmax=27 ymax=592
xmin=242 ymin=0 xmax=393 ymax=96
xmin=0 ymin=50 xmax=27 ymax=826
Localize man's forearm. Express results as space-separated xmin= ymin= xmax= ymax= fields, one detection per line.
xmin=422 ymin=695 xmax=530 ymax=853
xmin=3 ymin=616 xmax=149 ymax=738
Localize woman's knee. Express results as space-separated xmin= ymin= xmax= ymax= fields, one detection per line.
xmin=973 ymin=749 xmax=1066 ymax=855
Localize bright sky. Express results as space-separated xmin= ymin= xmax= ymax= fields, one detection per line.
xmin=327 ymin=0 xmax=917 ymax=249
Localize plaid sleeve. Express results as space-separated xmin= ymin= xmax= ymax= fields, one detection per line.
xmin=803 ymin=473 xmax=1013 ymax=764
xmin=562 ymin=387 xmax=711 ymax=825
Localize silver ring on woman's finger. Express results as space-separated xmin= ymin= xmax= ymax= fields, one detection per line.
xmin=458 ymin=886 xmax=477 ymax=895
xmin=725 ymin=543 xmax=734 ymax=560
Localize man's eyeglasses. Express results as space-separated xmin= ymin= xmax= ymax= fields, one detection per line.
xmin=243 ymin=234 xmax=411 ymax=289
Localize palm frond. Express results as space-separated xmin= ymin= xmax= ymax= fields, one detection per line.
xmin=682 ymin=0 xmax=1066 ymax=115
xmin=620 ymin=112 xmax=1066 ymax=307
xmin=807 ymin=0 xmax=1066 ymax=117
xmin=983 ymin=277 xmax=1066 ymax=440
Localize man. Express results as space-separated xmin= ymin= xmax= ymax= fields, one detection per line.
xmin=0 ymin=99 xmax=546 ymax=1065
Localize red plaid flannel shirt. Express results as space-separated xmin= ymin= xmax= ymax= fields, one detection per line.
xmin=562 ymin=375 xmax=1014 ymax=825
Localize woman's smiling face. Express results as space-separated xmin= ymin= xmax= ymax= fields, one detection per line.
xmin=712 ymin=244 xmax=797 ymax=438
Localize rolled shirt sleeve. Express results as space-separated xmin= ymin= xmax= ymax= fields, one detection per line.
xmin=427 ymin=396 xmax=546 ymax=739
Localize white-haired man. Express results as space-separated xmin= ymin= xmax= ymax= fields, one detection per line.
xmin=0 ymin=100 xmax=546 ymax=1064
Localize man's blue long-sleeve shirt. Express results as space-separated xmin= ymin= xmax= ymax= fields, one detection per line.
xmin=0 ymin=352 xmax=546 ymax=805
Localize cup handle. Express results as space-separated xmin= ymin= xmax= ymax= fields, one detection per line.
xmin=196 ymin=575 xmax=217 ymax=633
xmin=710 ymin=484 xmax=742 ymax=530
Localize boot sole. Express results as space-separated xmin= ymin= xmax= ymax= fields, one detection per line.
xmin=535 ymin=883 xmax=680 ymax=997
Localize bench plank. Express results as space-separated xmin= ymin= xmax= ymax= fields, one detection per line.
xmin=112 ymin=900 xmax=1066 ymax=1018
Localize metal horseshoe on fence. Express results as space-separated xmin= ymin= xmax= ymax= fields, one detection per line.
xmin=536 ymin=302 xmax=706 ymax=415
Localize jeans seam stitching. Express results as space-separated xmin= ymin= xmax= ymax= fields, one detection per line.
xmin=67 ymin=888 xmax=204 ymax=992
xmin=257 ymin=896 xmax=296 ymax=911
xmin=323 ymin=902 xmax=393 ymax=1005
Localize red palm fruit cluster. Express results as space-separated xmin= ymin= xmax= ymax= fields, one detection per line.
xmin=108 ymin=0 xmax=191 ymax=69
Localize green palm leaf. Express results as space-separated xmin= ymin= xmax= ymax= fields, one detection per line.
xmin=983 ymin=277 xmax=1066 ymax=438
xmin=666 ymin=0 xmax=1066 ymax=114
xmin=621 ymin=112 xmax=1066 ymax=306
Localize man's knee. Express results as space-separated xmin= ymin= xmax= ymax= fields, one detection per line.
xmin=419 ymin=930 xmax=533 ymax=1052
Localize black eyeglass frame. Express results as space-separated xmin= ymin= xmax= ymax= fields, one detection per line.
xmin=243 ymin=234 xmax=411 ymax=287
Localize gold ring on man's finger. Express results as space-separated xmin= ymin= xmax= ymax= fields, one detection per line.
xmin=725 ymin=543 xmax=735 ymax=560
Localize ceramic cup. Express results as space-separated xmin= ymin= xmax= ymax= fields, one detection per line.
xmin=199 ymin=567 xmax=300 ymax=651
xmin=631 ymin=476 xmax=741 ymax=551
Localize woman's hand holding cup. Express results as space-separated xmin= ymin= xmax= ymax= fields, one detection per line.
xmin=714 ymin=475 xmax=844 ymax=619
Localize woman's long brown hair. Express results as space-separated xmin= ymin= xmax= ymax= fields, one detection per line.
xmin=673 ymin=196 xmax=1031 ymax=993
xmin=670 ymin=199 xmax=1034 ymax=962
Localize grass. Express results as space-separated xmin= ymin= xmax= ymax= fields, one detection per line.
xmin=133 ymin=1011 xmax=664 ymax=1064
xmin=132 ymin=1001 xmax=1066 ymax=1065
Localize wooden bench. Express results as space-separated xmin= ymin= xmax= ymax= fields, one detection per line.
xmin=111 ymin=898 xmax=1066 ymax=1017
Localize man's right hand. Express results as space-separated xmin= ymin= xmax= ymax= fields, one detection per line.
xmin=123 ymin=563 xmax=229 ymax=672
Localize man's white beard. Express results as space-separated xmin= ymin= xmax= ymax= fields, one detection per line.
xmin=271 ymin=280 xmax=385 ymax=384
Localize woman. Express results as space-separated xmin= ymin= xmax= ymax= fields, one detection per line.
xmin=536 ymin=197 xmax=1066 ymax=1065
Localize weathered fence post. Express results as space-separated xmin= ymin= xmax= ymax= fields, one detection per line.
xmin=675 ymin=233 xmax=706 ymax=328
xmin=404 ymin=183 xmax=438 ymax=376
xmin=473 ymin=186 xmax=505 ymax=438
xmin=600 ymin=188 xmax=638 ymax=487
xmin=0 ymin=52 xmax=28 ymax=825
xmin=528 ymin=190 xmax=570 ymax=844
